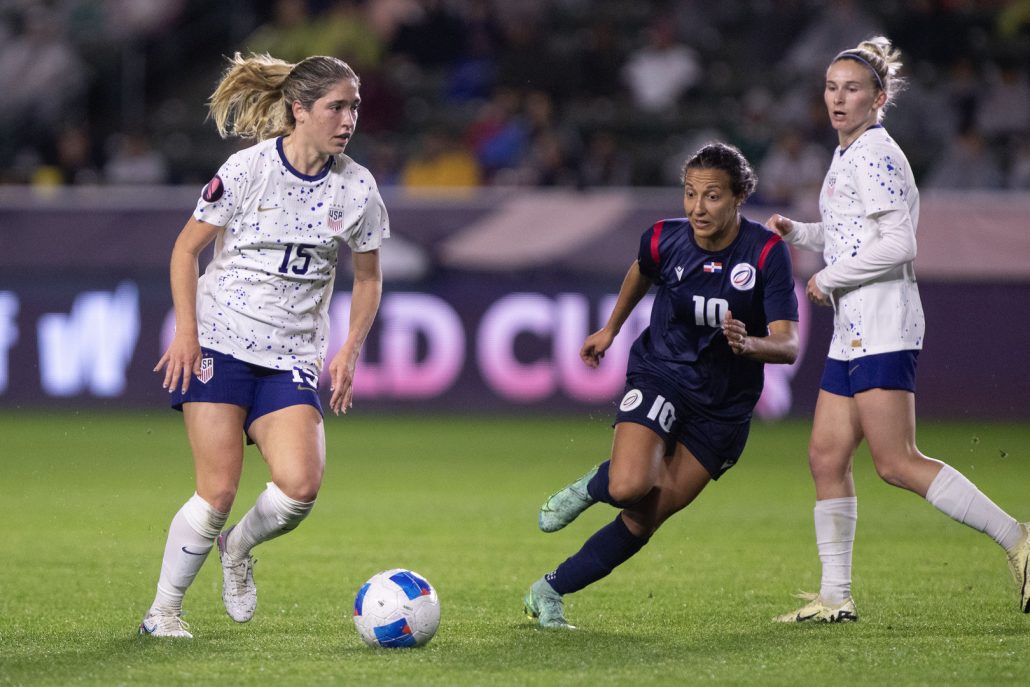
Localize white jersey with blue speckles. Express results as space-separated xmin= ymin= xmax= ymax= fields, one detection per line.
xmin=785 ymin=126 xmax=924 ymax=360
xmin=192 ymin=136 xmax=389 ymax=376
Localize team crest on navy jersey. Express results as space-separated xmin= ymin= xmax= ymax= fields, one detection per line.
xmin=620 ymin=388 xmax=643 ymax=411
xmin=327 ymin=207 xmax=345 ymax=231
xmin=730 ymin=263 xmax=757 ymax=291
xmin=202 ymin=175 xmax=224 ymax=202
xmin=197 ymin=357 xmax=214 ymax=384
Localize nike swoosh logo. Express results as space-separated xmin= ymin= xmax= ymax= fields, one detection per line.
xmin=181 ymin=546 xmax=207 ymax=556
xmin=848 ymin=365 xmax=860 ymax=376
xmin=296 ymin=385 xmax=317 ymax=392
xmin=796 ymin=612 xmax=818 ymax=621
xmin=258 ymin=205 xmax=280 ymax=212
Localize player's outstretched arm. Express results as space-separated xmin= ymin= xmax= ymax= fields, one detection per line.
xmin=328 ymin=248 xmax=383 ymax=415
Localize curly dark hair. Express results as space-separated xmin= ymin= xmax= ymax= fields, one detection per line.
xmin=680 ymin=142 xmax=758 ymax=200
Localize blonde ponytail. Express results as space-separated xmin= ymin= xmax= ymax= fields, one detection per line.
xmin=208 ymin=52 xmax=294 ymax=140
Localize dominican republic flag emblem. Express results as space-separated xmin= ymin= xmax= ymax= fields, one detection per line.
xmin=327 ymin=207 xmax=345 ymax=232
xmin=703 ymin=261 xmax=723 ymax=273
xmin=198 ymin=357 xmax=214 ymax=384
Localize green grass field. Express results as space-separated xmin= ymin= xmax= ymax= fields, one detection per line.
xmin=1 ymin=410 xmax=1028 ymax=686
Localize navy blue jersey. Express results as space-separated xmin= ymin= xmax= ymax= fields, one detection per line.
xmin=628 ymin=216 xmax=798 ymax=422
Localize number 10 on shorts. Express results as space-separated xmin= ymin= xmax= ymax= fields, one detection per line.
xmin=648 ymin=394 xmax=676 ymax=432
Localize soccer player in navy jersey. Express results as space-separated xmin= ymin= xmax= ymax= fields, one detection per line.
xmin=524 ymin=142 xmax=800 ymax=629
xmin=140 ymin=53 xmax=388 ymax=638
xmin=768 ymin=37 xmax=1030 ymax=623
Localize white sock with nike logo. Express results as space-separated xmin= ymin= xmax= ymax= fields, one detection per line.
xmin=815 ymin=496 xmax=857 ymax=605
xmin=151 ymin=492 xmax=229 ymax=612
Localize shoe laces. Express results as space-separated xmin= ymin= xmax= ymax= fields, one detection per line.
xmin=225 ymin=554 xmax=256 ymax=593
xmin=148 ymin=610 xmax=190 ymax=634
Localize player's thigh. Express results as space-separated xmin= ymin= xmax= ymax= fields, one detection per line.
xmin=248 ymin=404 xmax=326 ymax=501
xmin=182 ymin=401 xmax=247 ymax=510
xmin=609 ymin=421 xmax=669 ymax=503
xmin=853 ymin=388 xmax=938 ymax=494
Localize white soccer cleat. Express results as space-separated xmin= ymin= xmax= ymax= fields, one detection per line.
xmin=139 ymin=608 xmax=192 ymax=638
xmin=217 ymin=528 xmax=257 ymax=623
xmin=1006 ymin=522 xmax=1030 ymax=613
xmin=538 ymin=465 xmax=598 ymax=533
xmin=773 ymin=592 xmax=858 ymax=623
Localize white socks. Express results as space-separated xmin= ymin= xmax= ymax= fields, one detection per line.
xmin=152 ymin=493 xmax=228 ymax=612
xmin=225 ymin=482 xmax=315 ymax=560
xmin=811 ymin=465 xmax=1020 ymax=607
xmin=815 ymin=497 xmax=857 ymax=605
xmin=925 ymin=464 xmax=1021 ymax=551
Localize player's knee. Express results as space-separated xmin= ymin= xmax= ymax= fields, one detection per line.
xmin=197 ymin=484 xmax=238 ymax=515
xmin=183 ymin=492 xmax=230 ymax=539
xmin=275 ymin=475 xmax=321 ymax=504
xmin=807 ymin=449 xmax=850 ymax=484
xmin=607 ymin=474 xmax=651 ymax=506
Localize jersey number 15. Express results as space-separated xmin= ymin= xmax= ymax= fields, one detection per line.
xmin=278 ymin=243 xmax=316 ymax=275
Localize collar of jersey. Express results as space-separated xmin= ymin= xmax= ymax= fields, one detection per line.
xmin=276 ymin=136 xmax=334 ymax=181
xmin=839 ymin=124 xmax=883 ymax=156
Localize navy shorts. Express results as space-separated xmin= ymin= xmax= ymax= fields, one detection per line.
xmin=170 ymin=348 xmax=323 ymax=434
xmin=819 ymin=350 xmax=918 ymax=397
xmin=614 ymin=374 xmax=751 ymax=480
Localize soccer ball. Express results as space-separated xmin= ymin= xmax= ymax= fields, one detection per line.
xmin=353 ymin=568 xmax=440 ymax=648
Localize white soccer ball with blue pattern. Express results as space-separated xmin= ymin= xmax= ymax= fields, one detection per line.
xmin=353 ymin=568 xmax=440 ymax=648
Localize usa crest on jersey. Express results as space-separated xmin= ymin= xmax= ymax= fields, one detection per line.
xmin=327 ymin=207 xmax=346 ymax=232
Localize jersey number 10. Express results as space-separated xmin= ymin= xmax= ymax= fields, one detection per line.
xmin=692 ymin=296 xmax=729 ymax=327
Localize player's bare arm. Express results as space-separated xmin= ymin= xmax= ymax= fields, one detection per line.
xmin=723 ymin=312 xmax=798 ymax=364
xmin=581 ymin=260 xmax=652 ymax=368
xmin=154 ymin=217 xmax=222 ymax=394
xmin=328 ymin=248 xmax=382 ymax=414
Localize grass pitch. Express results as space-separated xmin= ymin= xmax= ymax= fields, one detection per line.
xmin=1 ymin=410 xmax=1028 ymax=686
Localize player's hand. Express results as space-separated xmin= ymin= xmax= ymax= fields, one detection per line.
xmin=722 ymin=310 xmax=750 ymax=356
xmin=806 ymin=274 xmax=831 ymax=306
xmin=154 ymin=333 xmax=202 ymax=394
xmin=580 ymin=328 xmax=615 ymax=368
xmin=328 ymin=346 xmax=358 ymax=415
xmin=765 ymin=214 xmax=794 ymax=237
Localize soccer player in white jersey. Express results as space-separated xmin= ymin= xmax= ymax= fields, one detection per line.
xmin=140 ymin=53 xmax=389 ymax=638
xmin=767 ymin=37 xmax=1029 ymax=623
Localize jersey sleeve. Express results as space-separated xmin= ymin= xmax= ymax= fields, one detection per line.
xmin=636 ymin=221 xmax=663 ymax=282
xmin=760 ymin=237 xmax=799 ymax=323
xmin=192 ymin=153 xmax=247 ymax=227
xmin=346 ymin=174 xmax=390 ymax=252
xmin=782 ymin=220 xmax=825 ymax=252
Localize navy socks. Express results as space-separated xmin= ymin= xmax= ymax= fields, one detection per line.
xmin=545 ymin=514 xmax=649 ymax=595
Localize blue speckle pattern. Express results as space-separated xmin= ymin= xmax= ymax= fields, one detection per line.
xmin=815 ymin=127 xmax=924 ymax=360
xmin=191 ymin=137 xmax=390 ymax=376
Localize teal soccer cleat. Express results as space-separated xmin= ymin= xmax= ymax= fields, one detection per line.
xmin=538 ymin=465 xmax=598 ymax=533
xmin=524 ymin=577 xmax=575 ymax=629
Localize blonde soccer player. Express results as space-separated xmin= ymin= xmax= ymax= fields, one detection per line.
xmin=141 ymin=53 xmax=388 ymax=638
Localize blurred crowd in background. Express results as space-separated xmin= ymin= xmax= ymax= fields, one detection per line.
xmin=1 ymin=0 xmax=1028 ymax=201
